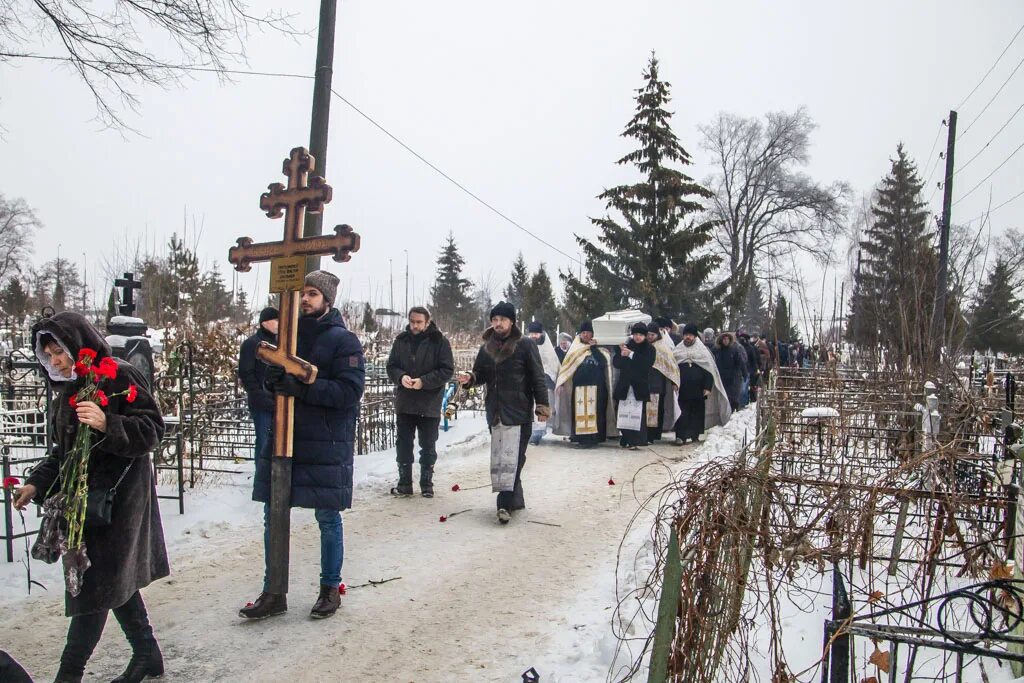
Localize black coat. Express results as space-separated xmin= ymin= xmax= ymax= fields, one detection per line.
xmin=27 ymin=312 xmax=167 ymax=617
xmin=740 ymin=340 xmax=760 ymax=378
xmin=678 ymin=360 xmax=714 ymax=400
xmin=386 ymin=322 xmax=454 ymax=417
xmin=469 ymin=325 xmax=550 ymax=426
xmin=238 ymin=327 xmax=276 ymax=412
xmin=611 ymin=339 xmax=656 ymax=401
xmin=714 ymin=338 xmax=746 ymax=404
xmin=253 ymin=308 xmax=365 ymax=511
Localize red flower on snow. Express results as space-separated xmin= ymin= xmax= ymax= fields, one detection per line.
xmin=69 ymin=395 xmax=78 ymax=409
xmin=2 ymin=476 xmax=20 ymax=490
xmin=126 ymin=385 xmax=139 ymax=403
xmin=94 ymin=390 xmax=109 ymax=407
xmin=439 ymin=515 xmax=448 ymax=523
xmin=608 ymin=477 xmax=615 ymax=486
xmin=338 ymin=583 xmax=347 ymax=595
xmin=95 ymin=357 xmax=118 ymax=380
xmin=77 ymin=348 xmax=97 ymax=364
xmin=451 ymin=484 xmax=461 ymax=492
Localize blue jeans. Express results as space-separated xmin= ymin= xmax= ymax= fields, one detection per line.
xmin=262 ymin=504 xmax=344 ymax=590
xmin=740 ymin=379 xmax=750 ymax=408
xmin=250 ymin=409 xmax=273 ymax=460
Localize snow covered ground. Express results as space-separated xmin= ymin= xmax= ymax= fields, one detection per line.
xmin=5 ymin=403 xmax=1021 ymax=682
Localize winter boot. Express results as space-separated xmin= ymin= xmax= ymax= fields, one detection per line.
xmin=238 ymin=592 xmax=287 ymax=620
xmin=420 ymin=466 xmax=434 ymax=498
xmin=497 ymin=508 xmax=511 ymax=525
xmin=111 ymin=642 xmax=164 ymax=682
xmin=390 ymin=464 xmax=414 ymax=496
xmin=310 ymin=584 xmax=341 ymax=619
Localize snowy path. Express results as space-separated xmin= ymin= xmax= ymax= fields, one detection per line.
xmin=1 ymin=429 xmax=695 ymax=682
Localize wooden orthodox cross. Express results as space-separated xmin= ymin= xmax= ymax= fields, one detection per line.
xmin=114 ymin=272 xmax=143 ymax=316
xmin=228 ymin=146 xmax=360 ymax=593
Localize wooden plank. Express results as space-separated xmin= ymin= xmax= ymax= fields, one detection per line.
xmin=648 ymin=525 xmax=683 ymax=683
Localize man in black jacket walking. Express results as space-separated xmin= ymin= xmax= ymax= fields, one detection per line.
xmin=458 ymin=302 xmax=550 ymax=525
xmin=238 ymin=307 xmax=278 ymax=461
xmin=386 ymin=306 xmax=454 ymax=498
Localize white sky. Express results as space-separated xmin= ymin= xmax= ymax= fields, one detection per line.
xmin=1 ymin=0 xmax=1022 ymax=328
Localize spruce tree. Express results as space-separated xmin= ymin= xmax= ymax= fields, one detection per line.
xmin=968 ymin=258 xmax=1024 ymax=354
xmin=561 ymin=53 xmax=721 ymax=322
xmin=736 ymin=279 xmax=769 ymax=335
xmin=769 ymin=294 xmax=800 ymax=341
xmin=0 ymin=277 xmax=29 ymax=318
xmin=429 ymin=232 xmax=475 ymax=333
xmin=522 ymin=264 xmax=559 ymax=333
xmin=503 ymin=253 xmax=529 ymax=313
xmin=106 ymin=287 xmax=119 ymax=324
xmin=847 ymin=145 xmax=935 ymax=367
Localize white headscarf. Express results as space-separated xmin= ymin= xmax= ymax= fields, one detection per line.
xmin=34 ymin=331 xmax=77 ymax=383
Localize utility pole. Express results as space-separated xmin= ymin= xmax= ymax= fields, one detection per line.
xmin=304 ymin=0 xmax=339 ymax=273
xmin=931 ymin=110 xmax=957 ymax=358
xmin=389 ymin=258 xmax=394 ymax=312
xmin=404 ymin=249 xmax=409 ymax=314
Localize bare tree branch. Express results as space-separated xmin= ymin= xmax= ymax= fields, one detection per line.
xmin=1 ymin=1 xmax=300 ymax=128
xmin=699 ymin=108 xmax=851 ymax=326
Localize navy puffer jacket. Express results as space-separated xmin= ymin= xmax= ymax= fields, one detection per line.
xmin=253 ymin=308 xmax=365 ymax=510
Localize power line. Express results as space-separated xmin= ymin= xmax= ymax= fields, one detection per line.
xmin=952 ymin=138 xmax=1024 ymax=206
xmin=991 ymin=186 xmax=1024 ymax=213
xmin=2 ymin=50 xmax=585 ymax=268
xmin=955 ymin=21 xmax=1024 ymax=111
xmin=328 ymin=88 xmax=583 ymax=267
xmin=956 ymin=100 xmax=1024 ymax=174
xmin=960 ymin=53 xmax=1024 ymax=137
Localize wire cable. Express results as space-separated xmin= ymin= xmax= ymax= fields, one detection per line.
xmin=960 ymin=53 xmax=1024 ymax=138
xmin=1 ymin=50 xmax=586 ymax=267
xmin=955 ymin=101 xmax=1024 ymax=175
xmin=955 ymin=21 xmax=1024 ymax=111
xmin=952 ymin=138 xmax=1024 ymax=206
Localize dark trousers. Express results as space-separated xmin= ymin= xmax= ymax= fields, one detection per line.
xmin=396 ymin=413 xmax=440 ymax=469
xmin=676 ymin=397 xmax=706 ymax=441
xmin=251 ymin=408 xmax=273 ymax=460
xmin=496 ymin=423 xmax=530 ymax=512
xmin=58 ymin=591 xmax=155 ymax=678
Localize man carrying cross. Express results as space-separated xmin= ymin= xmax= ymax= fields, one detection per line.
xmin=240 ymin=270 xmax=365 ymax=620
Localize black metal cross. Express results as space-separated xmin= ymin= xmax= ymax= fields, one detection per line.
xmin=114 ymin=272 xmax=143 ymax=316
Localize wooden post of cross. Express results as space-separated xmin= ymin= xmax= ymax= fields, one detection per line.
xmin=228 ymin=146 xmax=360 ymax=594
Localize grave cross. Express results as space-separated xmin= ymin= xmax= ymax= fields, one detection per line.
xmin=228 ymin=146 xmax=360 ymax=594
xmin=114 ymin=272 xmax=143 ymax=317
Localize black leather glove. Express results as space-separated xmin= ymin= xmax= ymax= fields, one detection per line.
xmin=274 ymin=374 xmax=308 ymax=399
xmin=264 ymin=365 xmax=285 ymax=393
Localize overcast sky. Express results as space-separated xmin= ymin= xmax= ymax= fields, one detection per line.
xmin=1 ymin=0 xmax=1022 ymax=327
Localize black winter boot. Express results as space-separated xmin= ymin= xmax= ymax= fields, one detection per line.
xmin=391 ymin=464 xmax=414 ymax=496
xmin=310 ymin=584 xmax=341 ymax=619
xmin=238 ymin=592 xmax=287 ymax=620
xmin=420 ymin=466 xmax=434 ymax=498
xmin=110 ymin=643 xmax=164 ymax=682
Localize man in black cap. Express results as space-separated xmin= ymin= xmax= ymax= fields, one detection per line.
xmin=239 ymin=307 xmax=278 ymax=461
xmin=457 ymin=302 xmax=550 ymax=525
xmin=613 ymin=322 xmax=656 ymax=449
xmin=241 ymin=269 xmax=365 ymax=620
xmin=551 ymin=320 xmax=614 ymax=448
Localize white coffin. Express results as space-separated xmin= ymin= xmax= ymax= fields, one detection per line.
xmin=591 ymin=310 xmax=652 ymax=346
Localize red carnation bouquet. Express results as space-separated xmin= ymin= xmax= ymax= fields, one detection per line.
xmin=51 ymin=348 xmax=138 ymax=594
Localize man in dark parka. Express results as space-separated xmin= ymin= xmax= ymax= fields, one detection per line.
xmin=16 ymin=312 xmax=166 ymax=683
xmin=714 ymin=332 xmax=747 ymax=411
xmin=458 ymin=302 xmax=550 ymax=525
xmin=238 ymin=306 xmax=278 ymax=462
xmin=241 ymin=270 xmax=365 ymax=621
xmin=386 ymin=306 xmax=454 ymax=497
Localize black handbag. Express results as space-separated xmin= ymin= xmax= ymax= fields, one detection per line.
xmin=84 ymin=462 xmax=132 ymax=528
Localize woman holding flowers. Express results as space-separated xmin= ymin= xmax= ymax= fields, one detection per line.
xmin=11 ymin=312 xmax=166 ymax=683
